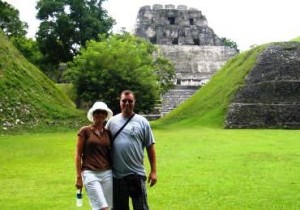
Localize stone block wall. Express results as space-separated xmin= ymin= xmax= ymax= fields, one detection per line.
xmin=135 ymin=4 xmax=223 ymax=46
xmin=159 ymin=45 xmax=237 ymax=86
xmin=225 ymin=43 xmax=300 ymax=128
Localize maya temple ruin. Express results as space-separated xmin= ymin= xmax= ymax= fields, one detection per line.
xmin=134 ymin=4 xmax=238 ymax=116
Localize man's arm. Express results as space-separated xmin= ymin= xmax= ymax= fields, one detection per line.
xmin=146 ymin=143 xmax=157 ymax=187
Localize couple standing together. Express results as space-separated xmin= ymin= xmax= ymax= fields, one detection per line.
xmin=75 ymin=90 xmax=157 ymax=210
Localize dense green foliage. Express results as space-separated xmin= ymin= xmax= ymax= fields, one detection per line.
xmin=0 ymin=31 xmax=84 ymax=133
xmin=221 ymin=37 xmax=239 ymax=52
xmin=0 ymin=0 xmax=28 ymax=37
xmin=1 ymin=128 xmax=300 ymax=209
xmin=36 ymin=0 xmax=114 ymax=67
xmin=66 ymin=33 xmax=175 ymax=114
xmin=153 ymin=44 xmax=269 ymax=128
xmin=10 ymin=36 xmax=43 ymax=67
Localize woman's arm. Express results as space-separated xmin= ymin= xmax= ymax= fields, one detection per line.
xmin=75 ymin=134 xmax=85 ymax=189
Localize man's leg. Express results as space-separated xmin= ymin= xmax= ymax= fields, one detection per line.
xmin=131 ymin=177 xmax=149 ymax=210
xmin=113 ymin=177 xmax=130 ymax=210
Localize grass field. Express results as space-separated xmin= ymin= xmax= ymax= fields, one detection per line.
xmin=1 ymin=127 xmax=300 ymax=210
xmin=2 ymin=16 xmax=300 ymax=210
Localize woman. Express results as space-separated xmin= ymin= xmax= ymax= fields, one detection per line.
xmin=75 ymin=101 xmax=113 ymax=210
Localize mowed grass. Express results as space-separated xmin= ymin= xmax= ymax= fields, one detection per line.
xmin=1 ymin=127 xmax=300 ymax=210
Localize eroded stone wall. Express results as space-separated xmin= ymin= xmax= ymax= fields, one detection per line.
xmin=225 ymin=42 xmax=300 ymax=128
xmin=135 ymin=4 xmax=223 ymax=46
xmin=159 ymin=45 xmax=237 ymax=86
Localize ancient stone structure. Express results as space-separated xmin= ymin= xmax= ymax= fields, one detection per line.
xmin=135 ymin=4 xmax=223 ymax=46
xmin=225 ymin=42 xmax=300 ymax=128
xmin=135 ymin=4 xmax=238 ymax=115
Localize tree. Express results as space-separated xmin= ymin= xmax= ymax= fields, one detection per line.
xmin=0 ymin=0 xmax=28 ymax=37
xmin=221 ymin=37 xmax=239 ymax=52
xmin=65 ymin=33 xmax=175 ymax=114
xmin=9 ymin=36 xmax=60 ymax=81
xmin=0 ymin=1 xmax=45 ymax=73
xmin=10 ymin=36 xmax=43 ymax=66
xmin=35 ymin=0 xmax=115 ymax=67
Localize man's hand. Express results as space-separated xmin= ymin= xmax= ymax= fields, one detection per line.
xmin=148 ymin=171 xmax=157 ymax=187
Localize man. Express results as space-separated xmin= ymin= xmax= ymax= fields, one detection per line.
xmin=106 ymin=90 xmax=157 ymax=210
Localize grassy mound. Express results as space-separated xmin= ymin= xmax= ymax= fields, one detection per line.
xmin=290 ymin=37 xmax=300 ymax=42
xmin=0 ymin=32 xmax=85 ymax=133
xmin=153 ymin=45 xmax=268 ymax=128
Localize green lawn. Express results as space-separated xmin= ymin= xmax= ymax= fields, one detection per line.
xmin=1 ymin=127 xmax=300 ymax=209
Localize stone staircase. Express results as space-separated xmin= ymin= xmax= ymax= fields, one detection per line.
xmin=161 ymin=86 xmax=199 ymax=115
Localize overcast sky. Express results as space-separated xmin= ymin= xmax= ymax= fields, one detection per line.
xmin=4 ymin=0 xmax=300 ymax=51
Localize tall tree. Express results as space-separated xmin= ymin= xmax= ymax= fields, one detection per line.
xmin=0 ymin=0 xmax=28 ymax=37
xmin=36 ymin=0 xmax=115 ymax=67
xmin=65 ymin=33 xmax=175 ymax=113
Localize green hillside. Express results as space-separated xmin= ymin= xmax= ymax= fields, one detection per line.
xmin=290 ymin=37 xmax=300 ymax=42
xmin=0 ymin=32 xmax=84 ymax=133
xmin=153 ymin=44 xmax=269 ymax=128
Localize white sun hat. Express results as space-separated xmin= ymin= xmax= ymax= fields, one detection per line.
xmin=87 ymin=101 xmax=113 ymax=122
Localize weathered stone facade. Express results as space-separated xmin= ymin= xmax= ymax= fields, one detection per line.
xmin=225 ymin=42 xmax=300 ymax=128
xmin=158 ymin=45 xmax=237 ymax=87
xmin=135 ymin=4 xmax=238 ymax=115
xmin=135 ymin=4 xmax=224 ymax=46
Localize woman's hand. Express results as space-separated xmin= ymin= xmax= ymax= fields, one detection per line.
xmin=75 ymin=176 xmax=83 ymax=189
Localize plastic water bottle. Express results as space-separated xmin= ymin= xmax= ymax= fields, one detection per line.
xmin=76 ymin=189 xmax=83 ymax=207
